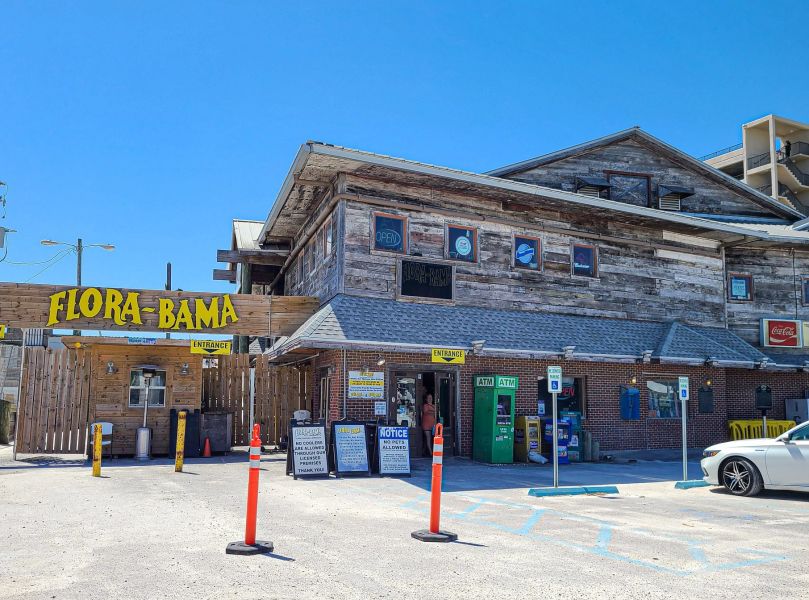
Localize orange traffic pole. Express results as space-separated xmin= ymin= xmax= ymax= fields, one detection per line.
xmin=412 ymin=423 xmax=457 ymax=543
xmin=226 ymin=424 xmax=274 ymax=555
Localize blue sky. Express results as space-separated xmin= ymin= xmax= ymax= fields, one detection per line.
xmin=2 ymin=1 xmax=808 ymax=303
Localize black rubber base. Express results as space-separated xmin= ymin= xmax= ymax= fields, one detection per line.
xmin=411 ymin=529 xmax=458 ymax=543
xmin=225 ymin=540 xmax=274 ymax=555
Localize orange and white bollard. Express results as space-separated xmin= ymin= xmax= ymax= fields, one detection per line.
xmin=411 ymin=423 xmax=458 ymax=543
xmin=226 ymin=424 xmax=274 ymax=555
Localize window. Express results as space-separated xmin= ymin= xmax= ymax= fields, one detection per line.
xmin=647 ymin=380 xmax=680 ymax=419
xmin=373 ymin=213 xmax=407 ymax=253
xmin=128 ymin=369 xmax=167 ymax=407
xmin=607 ymin=172 xmax=651 ymax=207
xmin=538 ymin=376 xmax=587 ymax=419
xmin=571 ymin=243 xmax=598 ymax=277
xmin=802 ymin=277 xmax=809 ymax=306
xmin=329 ymin=218 xmax=336 ymax=256
xmin=323 ymin=218 xmax=333 ymax=259
xmin=728 ymin=273 xmax=753 ymax=302
xmin=298 ymin=250 xmax=305 ymax=284
xmin=513 ymin=235 xmax=541 ymax=270
xmin=308 ymin=240 xmax=316 ymax=275
xmin=446 ymin=225 xmax=477 ymax=262
xmin=789 ymin=422 xmax=809 ymax=441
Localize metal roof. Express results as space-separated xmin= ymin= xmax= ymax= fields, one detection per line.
xmin=232 ymin=220 xmax=264 ymax=252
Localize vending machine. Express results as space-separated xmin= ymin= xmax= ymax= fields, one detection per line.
xmin=472 ymin=375 xmax=517 ymax=463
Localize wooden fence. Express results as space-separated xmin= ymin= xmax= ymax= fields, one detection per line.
xmin=202 ymin=356 xmax=313 ymax=447
xmin=16 ymin=347 xmax=92 ymax=454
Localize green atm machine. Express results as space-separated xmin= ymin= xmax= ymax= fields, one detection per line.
xmin=472 ymin=375 xmax=517 ymax=463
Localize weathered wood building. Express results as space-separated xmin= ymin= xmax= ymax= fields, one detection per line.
xmin=217 ymin=128 xmax=809 ymax=455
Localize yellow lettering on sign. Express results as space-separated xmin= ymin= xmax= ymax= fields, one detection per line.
xmin=0 ymin=324 xmax=6 ymax=339
xmin=158 ymin=298 xmax=176 ymax=329
xmin=121 ymin=292 xmax=142 ymax=325
xmin=78 ymin=288 xmax=103 ymax=318
xmin=104 ymin=289 xmax=125 ymax=325
xmin=431 ymin=348 xmax=466 ymax=364
xmin=47 ymin=291 xmax=67 ymax=326
xmin=172 ymin=299 xmax=194 ymax=330
xmin=194 ymin=297 xmax=220 ymax=330
xmin=221 ymin=294 xmax=238 ymax=326
xmin=66 ymin=289 xmax=81 ymax=321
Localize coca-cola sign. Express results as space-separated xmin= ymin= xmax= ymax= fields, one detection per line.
xmin=761 ymin=319 xmax=802 ymax=347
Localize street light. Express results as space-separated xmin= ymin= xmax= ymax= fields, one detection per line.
xmin=40 ymin=238 xmax=115 ymax=335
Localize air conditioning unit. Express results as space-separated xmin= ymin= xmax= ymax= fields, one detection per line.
xmin=658 ymin=195 xmax=682 ymax=211
xmin=786 ymin=398 xmax=809 ymax=424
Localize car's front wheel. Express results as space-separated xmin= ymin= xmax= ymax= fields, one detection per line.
xmin=721 ymin=458 xmax=763 ymax=496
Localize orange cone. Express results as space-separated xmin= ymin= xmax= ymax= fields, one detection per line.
xmin=203 ymin=437 xmax=212 ymax=458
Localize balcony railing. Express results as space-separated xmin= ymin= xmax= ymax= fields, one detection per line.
xmin=747 ymin=151 xmax=771 ymax=170
xmin=697 ymin=142 xmax=743 ymax=161
xmin=777 ymin=141 xmax=809 ymax=161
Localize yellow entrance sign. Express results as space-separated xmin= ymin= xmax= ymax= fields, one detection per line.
xmin=0 ymin=325 xmax=5 ymax=339
xmin=190 ymin=340 xmax=233 ymax=355
xmin=431 ymin=348 xmax=465 ymax=364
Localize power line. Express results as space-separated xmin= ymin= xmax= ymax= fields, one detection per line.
xmin=24 ymin=249 xmax=73 ymax=282
xmin=3 ymin=250 xmax=73 ymax=266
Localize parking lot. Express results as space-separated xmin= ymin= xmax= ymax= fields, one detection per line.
xmin=1 ymin=446 xmax=808 ymax=600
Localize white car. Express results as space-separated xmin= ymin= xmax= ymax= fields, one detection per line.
xmin=701 ymin=421 xmax=809 ymax=496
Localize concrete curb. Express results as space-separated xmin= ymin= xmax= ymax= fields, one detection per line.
xmin=528 ymin=485 xmax=619 ymax=497
xmin=674 ymin=480 xmax=711 ymax=489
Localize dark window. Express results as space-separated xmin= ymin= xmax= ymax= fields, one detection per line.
xmin=400 ymin=260 xmax=453 ymax=301
xmin=514 ymin=236 xmax=541 ymax=270
xmin=647 ymin=380 xmax=680 ymax=419
xmin=728 ymin=273 xmax=753 ymax=302
xmin=607 ymin=173 xmax=651 ymax=207
xmin=538 ymin=376 xmax=586 ymax=419
xmin=324 ymin=218 xmax=333 ymax=258
xmin=802 ymin=277 xmax=809 ymax=306
xmin=447 ymin=225 xmax=477 ymax=262
xmin=571 ymin=243 xmax=597 ymax=277
xmin=373 ymin=213 xmax=407 ymax=253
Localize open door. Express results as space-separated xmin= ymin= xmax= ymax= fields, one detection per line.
xmin=436 ymin=372 xmax=455 ymax=455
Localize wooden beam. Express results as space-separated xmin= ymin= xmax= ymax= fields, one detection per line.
xmin=217 ymin=249 xmax=287 ymax=266
xmin=213 ymin=269 xmax=237 ymax=282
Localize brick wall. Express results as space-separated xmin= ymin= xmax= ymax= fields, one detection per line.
xmin=307 ymin=349 xmax=807 ymax=455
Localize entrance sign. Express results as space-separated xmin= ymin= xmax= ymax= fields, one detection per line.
xmin=431 ymin=348 xmax=465 ymax=364
xmin=348 ymin=371 xmax=385 ymax=399
xmin=332 ymin=421 xmax=371 ymax=476
xmin=547 ymin=366 xmax=562 ymax=394
xmin=288 ymin=422 xmax=329 ymax=479
xmin=761 ymin=318 xmax=801 ymax=347
xmin=0 ymin=282 xmax=318 ymax=337
xmin=190 ymin=340 xmax=232 ymax=355
xmin=377 ymin=426 xmax=411 ymax=476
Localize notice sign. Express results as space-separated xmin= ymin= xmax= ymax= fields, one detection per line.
xmin=378 ymin=426 xmax=411 ymax=476
xmin=290 ymin=423 xmax=329 ymax=479
xmin=332 ymin=422 xmax=370 ymax=475
xmin=348 ymin=371 xmax=384 ymax=399
xmin=190 ymin=340 xmax=232 ymax=355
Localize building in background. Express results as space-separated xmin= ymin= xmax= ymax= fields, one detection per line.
xmin=703 ymin=115 xmax=809 ymax=215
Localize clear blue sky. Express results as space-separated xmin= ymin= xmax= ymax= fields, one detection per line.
xmin=2 ymin=1 xmax=808 ymax=297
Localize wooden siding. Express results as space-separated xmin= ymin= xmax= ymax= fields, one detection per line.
xmin=285 ymin=205 xmax=343 ymax=304
xmin=339 ymin=183 xmax=726 ymax=325
xmin=725 ymin=248 xmax=809 ymax=344
xmin=501 ymin=139 xmax=776 ymax=217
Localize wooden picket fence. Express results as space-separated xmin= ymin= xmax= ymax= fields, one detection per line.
xmin=16 ymin=347 xmax=92 ymax=454
xmin=201 ymin=356 xmax=313 ymax=447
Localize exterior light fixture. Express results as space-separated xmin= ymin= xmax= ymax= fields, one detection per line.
xmin=642 ymin=350 xmax=653 ymax=364
xmin=562 ymin=345 xmax=575 ymax=360
xmin=705 ymin=356 xmax=718 ymax=367
xmin=376 ymin=355 xmax=386 ymax=367
xmin=757 ymin=358 xmax=770 ymax=369
xmin=630 ymin=376 xmax=638 ymax=385
xmin=705 ymin=379 xmax=713 ymax=387
xmin=106 ymin=361 xmax=117 ymax=375
xmin=470 ymin=340 xmax=486 ymax=355
xmin=180 ymin=363 xmax=190 ymax=376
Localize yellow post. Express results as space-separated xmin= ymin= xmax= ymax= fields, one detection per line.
xmin=92 ymin=423 xmax=102 ymax=477
xmin=174 ymin=411 xmax=187 ymax=472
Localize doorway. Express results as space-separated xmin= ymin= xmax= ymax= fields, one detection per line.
xmin=391 ymin=369 xmax=456 ymax=458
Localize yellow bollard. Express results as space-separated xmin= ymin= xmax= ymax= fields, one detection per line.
xmin=175 ymin=411 xmax=187 ymax=472
xmin=92 ymin=423 xmax=102 ymax=477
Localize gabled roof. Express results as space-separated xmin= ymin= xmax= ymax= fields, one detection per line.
xmin=486 ymin=127 xmax=803 ymax=220
xmin=268 ymin=294 xmax=770 ymax=368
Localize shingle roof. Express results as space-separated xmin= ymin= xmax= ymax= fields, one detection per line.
xmin=269 ymin=295 xmax=768 ymax=366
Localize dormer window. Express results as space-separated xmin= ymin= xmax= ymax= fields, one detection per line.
xmin=575 ymin=176 xmax=611 ymax=199
xmin=657 ymin=185 xmax=695 ymax=211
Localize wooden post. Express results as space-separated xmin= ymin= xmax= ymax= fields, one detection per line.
xmin=174 ymin=411 xmax=186 ymax=472
xmin=92 ymin=423 xmax=102 ymax=477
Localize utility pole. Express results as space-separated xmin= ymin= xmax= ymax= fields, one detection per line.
xmin=165 ymin=262 xmax=172 ymax=339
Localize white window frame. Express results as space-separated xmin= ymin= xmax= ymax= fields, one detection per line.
xmin=128 ymin=369 xmax=167 ymax=408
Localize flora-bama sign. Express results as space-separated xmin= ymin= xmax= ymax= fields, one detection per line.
xmin=0 ymin=282 xmax=319 ymax=337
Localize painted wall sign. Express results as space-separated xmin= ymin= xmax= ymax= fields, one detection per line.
xmin=400 ymin=260 xmax=453 ymax=301
xmin=332 ymin=422 xmax=370 ymax=475
xmin=289 ymin=423 xmax=329 ymax=478
xmin=761 ymin=319 xmax=802 ymax=347
xmin=0 ymin=282 xmax=318 ymax=337
xmin=190 ymin=340 xmax=232 ymax=355
xmin=377 ymin=426 xmax=411 ymax=476
xmin=348 ymin=371 xmax=385 ymax=399
xmin=431 ymin=348 xmax=465 ymax=364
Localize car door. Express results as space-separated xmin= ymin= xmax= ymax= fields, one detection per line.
xmin=765 ymin=423 xmax=809 ymax=488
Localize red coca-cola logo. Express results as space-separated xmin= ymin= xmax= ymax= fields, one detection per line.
xmin=765 ymin=320 xmax=800 ymax=347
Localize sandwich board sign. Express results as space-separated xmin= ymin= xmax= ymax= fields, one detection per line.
xmin=287 ymin=421 xmax=329 ymax=479
xmin=331 ymin=421 xmax=371 ymax=476
xmin=377 ymin=426 xmax=411 ymax=476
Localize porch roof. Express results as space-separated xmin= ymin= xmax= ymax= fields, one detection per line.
xmin=266 ymin=294 xmax=770 ymax=368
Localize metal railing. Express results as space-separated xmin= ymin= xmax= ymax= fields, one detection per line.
xmin=780 ymin=157 xmax=809 ymax=187
xmin=778 ymin=140 xmax=809 ymax=161
xmin=747 ymin=151 xmax=771 ymax=170
xmin=697 ymin=142 xmax=743 ymax=161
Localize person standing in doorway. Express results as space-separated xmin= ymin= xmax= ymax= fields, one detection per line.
xmin=421 ymin=393 xmax=437 ymax=456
